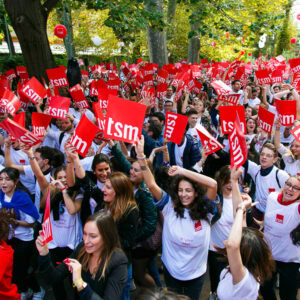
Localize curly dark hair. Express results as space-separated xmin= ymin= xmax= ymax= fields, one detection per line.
xmin=0 ymin=208 xmax=15 ymax=241
xmin=170 ymin=175 xmax=209 ymax=221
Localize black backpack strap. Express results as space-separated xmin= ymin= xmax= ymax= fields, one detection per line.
xmin=275 ymin=168 xmax=281 ymax=189
xmin=254 ymin=170 xmax=260 ymax=184
xmin=59 ymin=131 xmax=65 ymax=147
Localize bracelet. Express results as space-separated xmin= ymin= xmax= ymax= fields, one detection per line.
xmin=73 ymin=278 xmax=86 ymax=288
xmin=60 ymin=187 xmax=67 ymax=192
xmin=236 ymin=206 xmax=246 ymax=214
xmin=29 ymin=157 xmax=36 ymax=161
xmin=136 ymin=155 xmax=146 ymax=160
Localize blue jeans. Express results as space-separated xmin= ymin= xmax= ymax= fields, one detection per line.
xmin=122 ymin=264 xmax=132 ymax=300
xmin=163 ymin=265 xmax=205 ymax=300
xmin=148 ymin=257 xmax=162 ymax=287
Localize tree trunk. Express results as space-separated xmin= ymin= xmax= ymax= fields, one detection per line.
xmin=4 ymin=0 xmax=58 ymax=81
xmin=167 ymin=0 xmax=176 ymax=40
xmin=145 ymin=0 xmax=168 ymax=67
xmin=3 ymin=14 xmax=16 ymax=56
xmin=188 ymin=22 xmax=200 ymax=63
xmin=58 ymin=2 xmax=75 ymax=60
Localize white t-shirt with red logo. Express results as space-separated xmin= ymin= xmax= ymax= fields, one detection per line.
xmin=174 ymin=137 xmax=186 ymax=167
xmin=264 ymin=192 xmax=300 ymax=263
xmin=161 ymin=199 xmax=211 ymax=280
xmin=210 ymin=197 xmax=233 ymax=250
xmin=217 ymin=267 xmax=259 ymax=300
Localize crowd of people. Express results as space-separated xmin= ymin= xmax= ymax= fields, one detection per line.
xmin=0 ymin=56 xmax=299 ymax=300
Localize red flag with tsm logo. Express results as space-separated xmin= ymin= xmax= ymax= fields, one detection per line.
xmin=0 ymin=90 xmax=21 ymax=116
xmin=219 ymin=105 xmax=246 ymax=134
xmin=164 ymin=112 xmax=188 ymax=145
xmin=0 ymin=118 xmax=42 ymax=147
xmin=32 ymin=112 xmax=52 ymax=137
xmin=21 ymin=77 xmax=47 ymax=104
xmin=229 ymin=114 xmax=248 ymax=169
xmin=291 ymin=125 xmax=300 ymax=144
xmin=275 ymin=100 xmax=297 ymax=126
xmin=195 ymin=124 xmax=223 ymax=155
xmin=46 ymin=67 xmax=68 ymax=87
xmin=104 ymin=95 xmax=147 ymax=143
xmin=48 ymin=96 xmax=71 ymax=119
xmin=69 ymin=84 xmax=89 ymax=109
xmin=70 ymin=114 xmax=99 ymax=157
xmin=257 ymin=106 xmax=275 ymax=134
xmin=42 ymin=189 xmax=53 ymax=245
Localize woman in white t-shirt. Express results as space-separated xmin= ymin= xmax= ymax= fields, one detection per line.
xmin=136 ymin=137 xmax=218 ymax=300
xmin=217 ymin=167 xmax=274 ymax=300
xmin=260 ymin=175 xmax=300 ymax=300
xmin=0 ymin=167 xmax=39 ymax=298
xmin=274 ymin=119 xmax=300 ymax=176
xmin=208 ymin=165 xmax=234 ymax=299
xmin=246 ymin=117 xmax=257 ymax=143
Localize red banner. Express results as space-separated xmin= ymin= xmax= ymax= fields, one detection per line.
xmin=69 ymin=84 xmax=89 ymax=109
xmin=16 ymin=66 xmax=28 ymax=80
xmin=106 ymin=78 xmax=121 ymax=90
xmin=46 ymin=68 xmax=68 ymax=87
xmin=219 ymin=105 xmax=246 ymax=134
xmin=32 ymin=112 xmax=52 ymax=137
xmin=21 ymin=77 xmax=47 ymax=104
xmin=156 ymin=83 xmax=168 ymax=99
xmin=275 ymin=99 xmax=297 ymax=126
xmin=218 ymin=94 xmax=241 ymax=105
xmin=163 ymin=112 xmax=188 ymax=145
xmin=0 ymin=118 xmax=41 ymax=146
xmin=229 ymin=114 xmax=248 ymax=169
xmin=0 ymin=90 xmax=21 ymax=116
xmin=5 ymin=69 xmax=17 ymax=81
xmin=195 ymin=124 xmax=223 ymax=155
xmin=291 ymin=125 xmax=300 ymax=144
xmin=42 ymin=189 xmax=53 ymax=245
xmin=271 ymin=69 xmax=283 ymax=84
xmin=156 ymin=69 xmax=168 ymax=84
xmin=70 ymin=114 xmax=99 ymax=157
xmin=257 ymin=106 xmax=275 ymax=134
xmin=90 ymin=79 xmax=107 ymax=96
xmin=98 ymin=88 xmax=118 ymax=109
xmin=104 ymin=95 xmax=146 ymax=143
xmin=211 ymin=80 xmax=231 ymax=96
xmin=255 ymin=69 xmax=272 ymax=85
xmin=48 ymin=96 xmax=70 ymax=119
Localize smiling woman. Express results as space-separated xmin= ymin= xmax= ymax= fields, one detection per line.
xmin=261 ymin=175 xmax=300 ymax=299
xmin=36 ymin=211 xmax=128 ymax=300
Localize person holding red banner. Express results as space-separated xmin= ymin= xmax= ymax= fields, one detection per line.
xmin=135 ymin=136 xmax=218 ymax=300
xmin=260 ymin=175 xmax=300 ymax=300
xmin=216 ymin=167 xmax=274 ymax=300
xmin=36 ymin=211 xmax=128 ymax=300
xmin=0 ymin=168 xmax=40 ymax=299
xmin=274 ymin=119 xmax=300 ymax=176
xmin=68 ymin=149 xmax=138 ymax=300
xmin=0 ymin=208 xmax=21 ymax=300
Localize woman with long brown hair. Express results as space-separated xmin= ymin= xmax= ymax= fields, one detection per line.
xmin=36 ymin=211 xmax=128 ymax=300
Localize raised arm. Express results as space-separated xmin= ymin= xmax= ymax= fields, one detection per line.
xmin=168 ymin=165 xmax=217 ymax=201
xmin=274 ymin=119 xmax=282 ymax=150
xmin=136 ymin=136 xmax=163 ymax=201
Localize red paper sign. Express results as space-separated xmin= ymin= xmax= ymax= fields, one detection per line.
xmin=291 ymin=125 xmax=300 ymax=144
xmin=98 ymin=88 xmax=118 ymax=109
xmin=211 ymin=80 xmax=231 ymax=96
xmin=192 ymin=80 xmax=203 ymax=94
xmin=271 ymin=69 xmax=283 ymax=84
xmin=48 ymin=96 xmax=71 ymax=119
xmin=46 ymin=67 xmax=68 ymax=87
xmin=0 ymin=90 xmax=21 ymax=116
xmin=156 ymin=83 xmax=168 ymax=99
xmin=70 ymin=114 xmax=99 ymax=157
xmin=104 ymin=95 xmax=146 ymax=143
xmin=16 ymin=66 xmax=28 ymax=80
xmin=42 ymin=189 xmax=53 ymax=245
xmin=163 ymin=112 xmax=188 ymax=145
xmin=156 ymin=69 xmax=168 ymax=84
xmin=0 ymin=118 xmax=41 ymax=146
xmin=257 ymin=106 xmax=275 ymax=134
xmin=289 ymin=57 xmax=300 ymax=73
xmin=255 ymin=69 xmax=272 ymax=85
xmin=275 ymin=100 xmax=297 ymax=126
xmin=229 ymin=114 xmax=248 ymax=169
xmin=69 ymin=84 xmax=89 ymax=109
xmin=218 ymin=94 xmax=241 ymax=105
xmin=195 ymin=124 xmax=223 ymax=155
xmin=5 ymin=69 xmax=17 ymax=81
xmin=32 ymin=112 xmax=52 ymax=137
xmin=106 ymin=78 xmax=121 ymax=90
xmin=90 ymin=79 xmax=107 ymax=96
xmin=21 ymin=77 xmax=47 ymax=104
xmin=219 ymin=105 xmax=246 ymax=134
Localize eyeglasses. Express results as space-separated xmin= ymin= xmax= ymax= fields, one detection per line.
xmin=285 ymin=182 xmax=300 ymax=191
